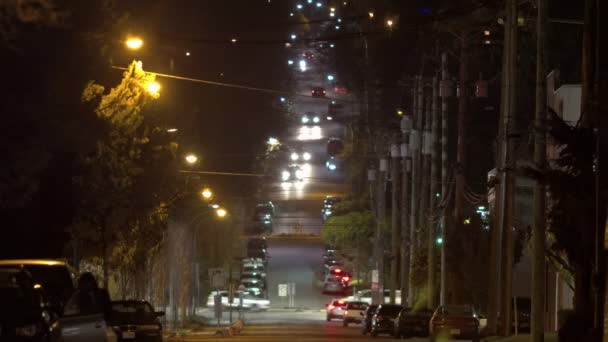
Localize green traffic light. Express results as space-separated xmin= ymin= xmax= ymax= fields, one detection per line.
xmin=436 ymin=237 xmax=443 ymax=245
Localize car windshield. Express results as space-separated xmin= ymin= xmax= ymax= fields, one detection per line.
xmin=0 ymin=264 xmax=73 ymax=300
xmin=347 ymin=302 xmax=367 ymax=310
xmin=111 ymin=301 xmax=153 ymax=314
xmin=439 ymin=305 xmax=474 ymax=316
xmin=378 ymin=305 xmax=402 ymax=316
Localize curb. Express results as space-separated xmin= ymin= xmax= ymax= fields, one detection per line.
xmin=214 ymin=319 xmax=245 ymax=337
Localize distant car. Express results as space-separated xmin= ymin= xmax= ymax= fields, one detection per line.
xmin=322 ymin=275 xmax=346 ymax=295
xmin=361 ymin=304 xmax=379 ymax=335
xmin=325 ymin=156 xmax=338 ymax=171
xmin=0 ymin=259 xmax=77 ymax=312
xmin=242 ymin=257 xmax=265 ymax=267
xmin=254 ymin=205 xmax=273 ymax=223
xmin=206 ymin=291 xmax=270 ymax=311
xmin=328 ymin=101 xmax=344 ymax=115
xmin=311 ymin=87 xmax=327 ymax=98
xmin=290 ymin=149 xmax=312 ymax=161
xmin=328 ymin=268 xmax=351 ymax=285
xmin=247 ymin=238 xmax=267 ymax=251
xmin=343 ymin=301 xmax=368 ymax=327
xmin=326 ymin=299 xmax=347 ymax=321
xmin=429 ymin=305 xmax=481 ymax=342
xmin=323 ymin=196 xmax=341 ymax=209
xmin=393 ymin=307 xmax=433 ymax=338
xmin=282 ymin=165 xmax=304 ymax=182
xmin=302 ymin=51 xmax=316 ymax=59
xmin=370 ymin=304 xmax=403 ymax=337
xmin=241 ymin=265 xmax=266 ymax=278
xmin=301 ymin=114 xmax=321 ymax=125
xmin=327 ymin=138 xmax=343 ymax=156
xmin=107 ymin=300 xmax=164 ymax=342
xmin=240 ymin=279 xmax=264 ymax=296
xmin=0 ymin=267 xmax=62 ymax=341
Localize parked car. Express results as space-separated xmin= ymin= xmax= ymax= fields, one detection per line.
xmin=107 ymin=300 xmax=163 ymax=342
xmin=0 ymin=259 xmax=77 ymax=312
xmin=393 ymin=307 xmax=433 ymax=338
xmin=326 ymin=138 xmax=343 ymax=157
xmin=311 ymin=87 xmax=326 ymax=98
xmin=239 ymin=279 xmax=264 ymax=296
xmin=370 ymin=304 xmax=403 ymax=337
xmin=206 ymin=291 xmax=270 ymax=311
xmin=361 ymin=304 xmax=378 ymax=335
xmin=247 ymin=238 xmax=267 ymax=251
xmin=241 ymin=265 xmax=266 ymax=278
xmin=429 ymin=305 xmax=481 ymax=342
xmin=0 ymin=267 xmax=62 ymax=341
xmin=322 ymin=275 xmax=346 ymax=295
xmin=342 ymin=301 xmax=368 ymax=327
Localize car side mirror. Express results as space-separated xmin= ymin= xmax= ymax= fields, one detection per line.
xmin=155 ymin=311 xmax=165 ymax=317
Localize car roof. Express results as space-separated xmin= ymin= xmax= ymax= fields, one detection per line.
xmin=0 ymin=259 xmax=69 ymax=266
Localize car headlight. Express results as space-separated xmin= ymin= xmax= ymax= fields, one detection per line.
xmin=15 ymin=324 xmax=37 ymax=337
xmin=313 ymin=116 xmax=320 ymax=123
xmin=295 ymin=170 xmax=304 ymax=179
xmin=303 ymin=152 xmax=311 ymax=161
xmin=281 ymin=170 xmax=290 ymax=181
xmin=302 ymin=116 xmax=309 ymax=124
xmin=290 ymin=152 xmax=299 ymax=161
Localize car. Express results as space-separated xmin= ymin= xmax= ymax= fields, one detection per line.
xmin=0 ymin=259 xmax=77 ymax=312
xmin=242 ymin=257 xmax=265 ymax=267
xmin=325 ymin=156 xmax=338 ymax=171
xmin=342 ymin=301 xmax=368 ymax=327
xmin=241 ymin=265 xmax=266 ymax=278
xmin=300 ymin=114 xmax=321 ymax=125
xmin=0 ymin=267 xmax=62 ymax=341
xmin=325 ymin=299 xmax=347 ymax=321
xmin=322 ymin=275 xmax=346 ymax=294
xmin=206 ymin=291 xmax=269 ymax=311
xmin=327 ymin=267 xmax=351 ymax=284
xmin=302 ymin=51 xmax=315 ymax=59
xmin=354 ymin=289 xmax=402 ymax=305
xmin=311 ymin=87 xmax=327 ymax=98
xmin=290 ymin=149 xmax=312 ymax=161
xmin=429 ymin=305 xmax=481 ymax=342
xmin=107 ymin=300 xmax=164 ymax=342
xmin=254 ymin=205 xmax=273 ymax=223
xmin=393 ymin=307 xmax=433 ymax=338
xmin=328 ymin=101 xmax=344 ymax=115
xmin=361 ymin=304 xmax=379 ymax=335
xmin=247 ymin=238 xmax=267 ymax=251
xmin=370 ymin=304 xmax=403 ymax=337
xmin=323 ymin=196 xmax=341 ymax=209
xmin=239 ymin=279 xmax=264 ymax=296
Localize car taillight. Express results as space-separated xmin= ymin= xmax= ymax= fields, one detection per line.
xmin=344 ymin=310 xmax=349 ymax=316
xmin=328 ymin=305 xmax=335 ymax=310
xmin=342 ymin=276 xmax=350 ymax=282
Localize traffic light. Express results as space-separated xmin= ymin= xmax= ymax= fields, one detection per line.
xmin=436 ymin=236 xmax=444 ymax=245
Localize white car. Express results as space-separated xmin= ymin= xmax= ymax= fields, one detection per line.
xmin=206 ymin=291 xmax=270 ymax=310
xmin=343 ymin=301 xmax=369 ymax=326
xmin=242 ymin=265 xmax=266 ymax=277
xmin=347 ymin=289 xmax=402 ymax=305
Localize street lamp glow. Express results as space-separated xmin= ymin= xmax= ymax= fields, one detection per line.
xmin=327 ymin=75 xmax=335 ymax=81
xmin=201 ymin=188 xmax=213 ymax=200
xmin=329 ymin=43 xmax=335 ymax=48
xmin=290 ymin=12 xmax=295 ymax=16
xmin=368 ymin=11 xmax=374 ymax=18
xmin=216 ymin=208 xmax=227 ymax=218
xmin=185 ymin=51 xmax=191 ymax=56
xmin=230 ymin=38 xmax=238 ymax=43
xmin=185 ymin=154 xmax=198 ymax=164
xmin=330 ymin=12 xmax=335 ymax=17
xmin=125 ymin=37 xmax=143 ymax=50
xmin=146 ymin=81 xmax=161 ymax=96
xmin=280 ymin=97 xmax=286 ymax=103
xmin=387 ymin=19 xmax=394 ymax=27
xmin=290 ymin=33 xmax=297 ymax=40
xmin=166 ymin=128 xmax=178 ymax=133
xmin=397 ymin=109 xmax=404 ymax=116
xmin=330 ymin=7 xmax=336 ymax=12
xmin=288 ymin=59 xmax=294 ymax=65
xmin=316 ymin=2 xmax=322 ymax=7
xmin=297 ymin=3 xmax=303 ymax=9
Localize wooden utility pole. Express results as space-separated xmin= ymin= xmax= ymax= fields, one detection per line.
xmin=373 ymin=153 xmax=388 ymax=305
xmin=439 ymin=53 xmax=449 ymax=306
xmin=428 ymin=76 xmax=440 ymax=308
xmin=390 ymin=142 xmax=401 ymax=304
xmin=420 ymin=95 xmax=432 ymax=248
xmin=454 ymin=31 xmax=469 ymax=222
xmin=400 ymin=116 xmax=412 ymax=305
xmin=409 ymin=76 xmax=423 ymax=302
xmin=531 ymin=0 xmax=547 ymax=340
xmin=499 ymin=0 xmax=517 ymax=335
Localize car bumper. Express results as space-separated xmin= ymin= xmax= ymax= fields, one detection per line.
xmin=372 ymin=321 xmax=394 ymax=332
xmin=343 ymin=316 xmax=362 ymax=324
xmin=397 ymin=323 xmax=429 ymax=336
xmin=432 ymin=325 xmax=478 ymax=339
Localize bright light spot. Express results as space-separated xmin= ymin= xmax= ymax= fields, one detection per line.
xmin=291 ymin=33 xmax=297 ymax=40
xmin=387 ymin=19 xmax=394 ymax=27
xmin=185 ymin=154 xmax=198 ymax=164
xmin=368 ymin=11 xmax=374 ymax=18
xmin=295 ymin=169 xmax=304 ymax=179
xmin=290 ymin=12 xmax=295 ymax=16
xmin=34 ymin=284 xmax=41 ymax=289
xmin=216 ymin=208 xmax=227 ymax=218
xmin=302 ymin=163 xmax=312 ymax=177
xmin=201 ymin=188 xmax=213 ymax=200
xmin=185 ymin=51 xmax=191 ymax=56
xmin=478 ymin=206 xmax=486 ymax=210
xmin=294 ymin=181 xmax=305 ymax=190
xmin=166 ymin=128 xmax=178 ymax=133
xmin=282 ymin=170 xmax=290 ymax=181
xmin=311 ymin=125 xmax=321 ymax=137
xmin=326 ymin=116 xmax=333 ymax=120
xmin=337 ymin=18 xmax=342 ymax=23
xmin=330 ymin=43 xmax=335 ymax=48
xmin=298 ymin=126 xmax=323 ymax=140
xmin=330 ymin=12 xmax=335 ymax=17
xmin=125 ymin=37 xmax=143 ymax=50
xmin=231 ymin=38 xmax=238 ymax=43
xmin=335 ymin=25 xmax=340 ymax=30
xmin=302 ymin=116 xmax=309 ymax=124
xmin=281 ymin=182 xmax=292 ymax=190
xmin=299 ymin=59 xmax=307 ymax=72
xmin=484 ymin=40 xmax=492 ymax=45
xmin=330 ymin=7 xmax=336 ymax=12
xmin=464 ymin=218 xmax=471 ymax=225
xmin=280 ymin=97 xmax=286 ymax=102
xmin=484 ymin=30 xmax=491 ymax=36
xmin=307 ymin=0 xmax=312 ymax=3
xmin=327 ymin=75 xmax=335 ymax=81
xmin=288 ymin=59 xmax=294 ymax=65
xmin=313 ymin=116 xmax=320 ymax=123
xmin=297 ymin=3 xmax=303 ymax=9
xmin=316 ymin=2 xmax=322 ymax=7
xmin=328 ymin=163 xmax=337 ymax=171
xmin=303 ymin=152 xmax=311 ymax=161
xmin=147 ymin=81 xmax=161 ymax=96
xmin=291 ymin=152 xmax=299 ymax=161
xmin=267 ymin=137 xmax=280 ymax=146
xmin=436 ymin=237 xmax=444 ymax=245
xmin=397 ymin=109 xmax=404 ymax=115
xmin=285 ymin=42 xmax=292 ymax=47
xmin=211 ymin=204 xmax=220 ymax=209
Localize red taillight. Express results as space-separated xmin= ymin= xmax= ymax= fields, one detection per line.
xmin=344 ymin=310 xmax=349 ymax=316
xmin=328 ymin=305 xmax=335 ymax=310
xmin=342 ymin=276 xmax=350 ymax=282
xmin=334 ymin=268 xmax=342 ymax=273
xmin=338 ymin=300 xmax=345 ymax=304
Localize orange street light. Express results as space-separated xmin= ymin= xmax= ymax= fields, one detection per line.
xmin=146 ymin=81 xmax=161 ymax=96
xmin=216 ymin=208 xmax=227 ymax=218
xmin=185 ymin=154 xmax=198 ymax=165
xmin=125 ymin=37 xmax=143 ymax=50
xmin=201 ymin=188 xmax=213 ymax=200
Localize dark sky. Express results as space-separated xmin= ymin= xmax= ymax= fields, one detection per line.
xmin=117 ymin=0 xmax=293 ymax=196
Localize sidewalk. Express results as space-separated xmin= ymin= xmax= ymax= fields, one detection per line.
xmin=483 ymin=333 xmax=558 ymax=342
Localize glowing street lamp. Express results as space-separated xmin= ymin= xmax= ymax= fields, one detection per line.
xmin=386 ymin=19 xmax=394 ymax=28
xmin=216 ymin=208 xmax=227 ymax=218
xmin=125 ymin=37 xmax=143 ymax=50
xmin=185 ymin=154 xmax=198 ymax=165
xmin=146 ymin=81 xmax=161 ymax=96
xmin=201 ymin=188 xmax=213 ymax=200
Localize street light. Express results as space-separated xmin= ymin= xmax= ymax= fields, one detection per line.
xmin=386 ymin=19 xmax=394 ymax=28
xmin=216 ymin=208 xmax=227 ymax=218
xmin=185 ymin=154 xmax=198 ymax=165
xmin=125 ymin=37 xmax=143 ymax=50
xmin=146 ymin=81 xmax=161 ymax=96
xmin=201 ymin=188 xmax=213 ymax=200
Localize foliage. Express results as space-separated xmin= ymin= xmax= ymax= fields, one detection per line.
xmin=321 ymin=210 xmax=373 ymax=249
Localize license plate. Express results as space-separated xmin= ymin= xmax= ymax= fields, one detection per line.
xmin=450 ymin=329 xmax=460 ymax=335
xmin=122 ymin=331 xmax=136 ymax=339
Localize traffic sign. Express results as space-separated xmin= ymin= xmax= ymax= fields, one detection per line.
xmin=208 ymin=268 xmax=225 ymax=288
xmin=278 ymin=284 xmax=288 ymax=297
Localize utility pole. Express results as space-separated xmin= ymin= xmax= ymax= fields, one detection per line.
xmin=409 ymin=76 xmax=422 ymax=303
xmin=428 ymin=75 xmax=440 ymax=308
xmin=401 ymin=116 xmax=412 ymax=305
xmin=439 ymin=53 xmax=450 ymax=306
xmin=531 ymin=0 xmax=547 ymax=340
xmin=420 ymin=95 xmax=432 ymax=246
xmin=390 ymin=142 xmax=401 ymax=304
xmin=454 ymin=31 xmax=469 ymax=223
xmin=376 ymin=155 xmax=388 ymax=305
xmin=498 ymin=0 xmax=517 ymax=335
